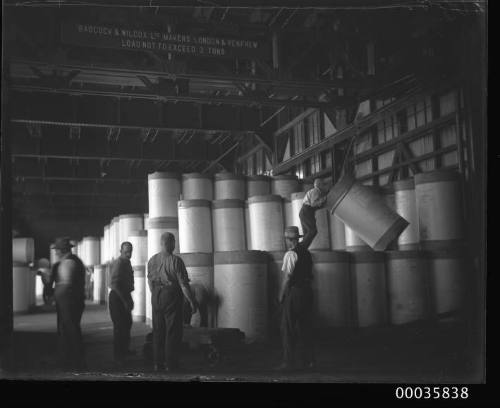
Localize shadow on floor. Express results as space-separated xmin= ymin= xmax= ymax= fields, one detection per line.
xmin=3 ymin=306 xmax=483 ymax=383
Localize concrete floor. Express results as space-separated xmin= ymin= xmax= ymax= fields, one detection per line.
xmin=1 ymin=302 xmax=482 ymax=383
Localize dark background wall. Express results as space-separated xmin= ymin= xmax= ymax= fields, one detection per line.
xmin=13 ymin=214 xmax=112 ymax=260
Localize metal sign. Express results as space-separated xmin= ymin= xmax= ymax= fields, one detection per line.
xmin=61 ymin=22 xmax=269 ymax=59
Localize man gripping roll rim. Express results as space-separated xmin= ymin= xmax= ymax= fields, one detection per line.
xmin=299 ymin=178 xmax=331 ymax=249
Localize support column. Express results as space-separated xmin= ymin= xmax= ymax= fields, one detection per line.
xmin=272 ymin=30 xmax=280 ymax=72
xmin=0 ymin=28 xmax=13 ymax=371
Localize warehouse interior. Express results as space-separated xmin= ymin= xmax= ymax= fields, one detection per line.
xmin=0 ymin=0 xmax=486 ymax=382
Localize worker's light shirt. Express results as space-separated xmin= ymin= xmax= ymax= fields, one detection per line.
xmin=302 ymin=187 xmax=327 ymax=208
xmin=147 ymin=252 xmax=191 ymax=291
xmin=282 ymin=250 xmax=298 ymax=277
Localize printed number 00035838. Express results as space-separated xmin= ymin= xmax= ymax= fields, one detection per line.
xmin=395 ymin=387 xmax=469 ymax=399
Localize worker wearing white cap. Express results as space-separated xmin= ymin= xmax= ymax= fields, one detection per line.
xmin=299 ymin=178 xmax=330 ymax=248
xmin=276 ymin=226 xmax=315 ymax=372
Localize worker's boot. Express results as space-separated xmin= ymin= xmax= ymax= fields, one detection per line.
xmin=297 ymin=360 xmax=315 ymax=371
xmin=274 ymin=361 xmax=294 ymax=372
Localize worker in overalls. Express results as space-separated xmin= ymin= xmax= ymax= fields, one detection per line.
xmin=147 ymin=232 xmax=198 ymax=371
xmin=52 ymin=237 xmax=86 ymax=369
xmin=277 ymin=226 xmax=315 ymax=371
xmin=109 ymin=241 xmax=135 ymax=366
xmin=299 ymin=178 xmax=330 ymax=249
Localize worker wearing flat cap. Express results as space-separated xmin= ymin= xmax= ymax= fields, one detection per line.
xmin=109 ymin=241 xmax=136 ymax=366
xmin=277 ymin=226 xmax=315 ymax=371
xmin=299 ymin=178 xmax=331 ymax=249
xmin=51 ymin=237 xmax=87 ymax=369
xmin=147 ymin=232 xmax=198 ymax=371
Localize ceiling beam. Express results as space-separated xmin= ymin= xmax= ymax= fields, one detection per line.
xmin=9 ymin=83 xmax=332 ymax=109
xmin=273 ymin=108 xmax=317 ymax=137
xmin=11 ymin=118 xmax=255 ymax=137
xmin=271 ymin=81 xmax=459 ymax=174
xmin=352 ymin=113 xmax=455 ymax=164
xmin=14 ymin=191 xmax=145 ymax=198
xmin=12 ymin=153 xmax=212 ymax=164
xmin=6 ymin=0 xmax=474 ymax=8
xmin=14 ymin=176 xmax=146 ymax=183
xmin=203 ymin=142 xmax=240 ymax=172
xmin=253 ymin=133 xmax=273 ymax=153
xmin=14 ymin=203 xmax=146 ymax=212
xmin=14 ymin=180 xmax=147 ymax=195
xmin=268 ymin=7 xmax=285 ymax=27
xmin=10 ymin=60 xmax=372 ymax=91
xmin=9 ymin=90 xmax=261 ymax=134
xmin=16 ymin=213 xmax=142 ymax=222
xmin=236 ymin=142 xmax=268 ymax=163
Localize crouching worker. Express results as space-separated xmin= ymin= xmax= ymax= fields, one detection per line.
xmin=183 ymin=283 xmax=210 ymax=327
xmin=299 ymin=178 xmax=330 ymax=249
xmin=147 ymin=232 xmax=198 ymax=372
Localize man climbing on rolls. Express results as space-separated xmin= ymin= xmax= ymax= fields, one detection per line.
xmin=299 ymin=178 xmax=331 ymax=249
xmin=276 ymin=226 xmax=315 ymax=371
xmin=147 ymin=232 xmax=198 ymax=372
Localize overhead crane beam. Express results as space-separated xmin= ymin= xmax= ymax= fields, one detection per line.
xmin=14 ymin=176 xmax=146 ymax=183
xmin=14 ymin=179 xmax=147 ymax=194
xmin=13 ymin=208 xmax=142 ymax=218
xmin=13 ymin=192 xmax=146 ymax=202
xmin=9 ymin=90 xmax=262 ymax=134
xmin=10 ymin=118 xmax=256 ymax=137
xmin=9 ymin=83 xmax=338 ymax=109
xmin=12 ymin=153 xmax=212 ymax=164
xmin=14 ymin=192 xmax=146 ymax=200
xmin=10 ymin=59 xmax=372 ymax=92
xmin=13 ymin=202 xmax=146 ymax=212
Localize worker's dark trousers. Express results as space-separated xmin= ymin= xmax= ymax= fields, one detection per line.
xmin=280 ymin=285 xmax=315 ymax=367
xmin=87 ymin=281 xmax=93 ymax=301
xmin=109 ymin=290 xmax=133 ymax=360
xmin=54 ymin=286 xmax=85 ymax=368
xmin=152 ymin=284 xmax=184 ymax=368
xmin=299 ymin=205 xmax=317 ymax=249
xmin=43 ymin=283 xmax=53 ymax=305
